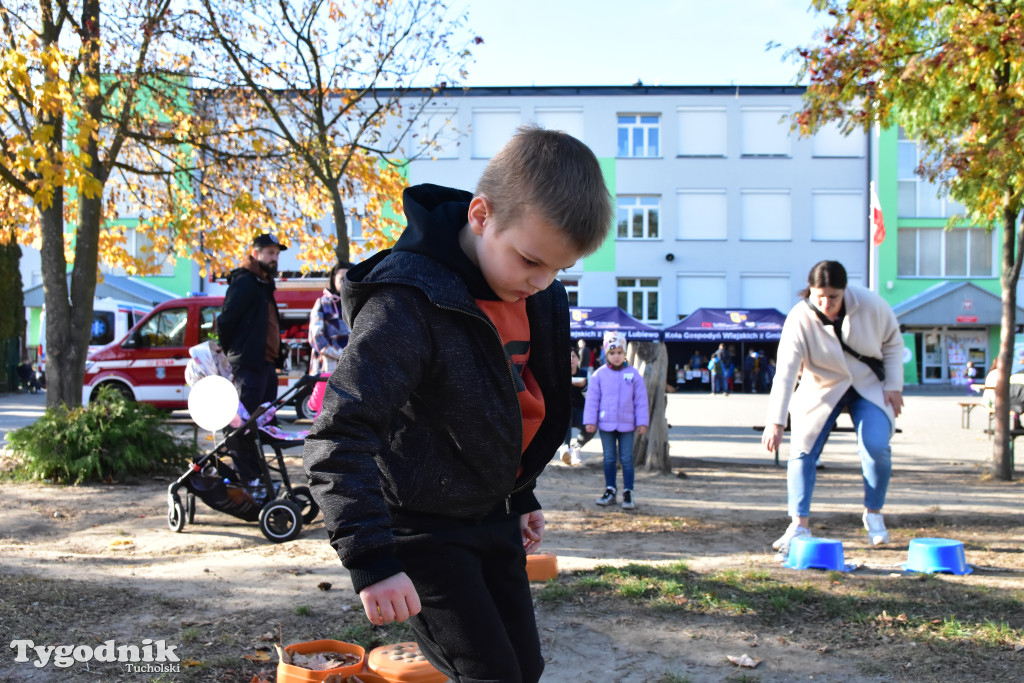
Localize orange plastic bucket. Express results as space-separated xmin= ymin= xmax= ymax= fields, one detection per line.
xmin=276 ymin=639 xmax=365 ymax=682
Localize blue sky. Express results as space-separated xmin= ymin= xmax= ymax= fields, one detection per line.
xmin=456 ymin=0 xmax=827 ymax=87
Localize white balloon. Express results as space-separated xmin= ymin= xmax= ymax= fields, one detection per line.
xmin=187 ymin=375 xmax=239 ymax=432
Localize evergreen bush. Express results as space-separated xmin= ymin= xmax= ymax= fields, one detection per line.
xmin=6 ymin=385 xmax=193 ymax=483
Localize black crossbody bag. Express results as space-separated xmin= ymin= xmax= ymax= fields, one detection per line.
xmin=804 ymin=299 xmax=886 ymax=382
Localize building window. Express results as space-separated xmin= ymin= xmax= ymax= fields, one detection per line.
xmin=535 ymin=108 xmax=584 ymax=140
xmin=677 ymin=107 xmax=726 ymax=157
xmin=897 ymin=128 xmax=965 ymax=218
xmin=741 ymin=107 xmax=791 ymax=157
xmin=897 ymin=227 xmax=994 ymax=277
xmin=677 ymin=274 xmax=726 ymax=317
xmin=812 ymin=121 xmax=865 ymax=157
xmin=677 ymin=190 xmax=727 ymax=240
xmin=471 ymin=109 xmax=520 ymax=159
xmin=741 ymin=274 xmax=793 ymax=311
xmin=559 ymin=277 xmax=579 ymax=307
xmin=811 ymin=190 xmax=865 ymax=241
xmin=617 ymin=196 xmax=660 ymax=239
xmin=410 ymin=107 xmax=461 ymax=159
xmin=617 ymin=277 xmax=659 ymax=323
xmin=617 ymin=114 xmax=660 ymax=157
xmin=740 ymin=190 xmax=791 ymax=241
xmin=104 ymin=227 xmax=174 ymax=277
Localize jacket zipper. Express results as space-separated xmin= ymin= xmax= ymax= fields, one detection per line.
xmin=435 ymin=303 xmax=526 ymax=507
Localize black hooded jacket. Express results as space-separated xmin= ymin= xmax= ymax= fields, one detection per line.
xmin=302 ymin=184 xmax=571 ymax=592
xmin=217 ymin=260 xmax=279 ymax=370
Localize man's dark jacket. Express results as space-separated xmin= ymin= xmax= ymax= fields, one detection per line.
xmin=217 ymin=263 xmax=278 ymax=370
xmin=302 ymin=184 xmax=571 ymax=593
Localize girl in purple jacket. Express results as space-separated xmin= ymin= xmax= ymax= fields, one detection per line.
xmin=584 ymin=331 xmax=650 ymax=509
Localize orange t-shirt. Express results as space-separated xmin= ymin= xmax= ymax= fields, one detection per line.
xmin=476 ymin=298 xmax=546 ymax=455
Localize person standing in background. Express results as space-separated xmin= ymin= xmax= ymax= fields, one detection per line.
xmin=217 ymin=233 xmax=286 ymax=414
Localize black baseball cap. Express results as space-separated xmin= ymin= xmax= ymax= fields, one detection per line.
xmin=252 ymin=233 xmax=288 ymax=251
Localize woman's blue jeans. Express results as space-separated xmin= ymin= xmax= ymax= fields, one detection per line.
xmin=787 ymin=388 xmax=892 ymax=517
xmin=600 ymin=430 xmax=634 ymax=491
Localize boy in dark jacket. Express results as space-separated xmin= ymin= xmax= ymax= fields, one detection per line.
xmin=303 ymin=126 xmax=612 ymax=683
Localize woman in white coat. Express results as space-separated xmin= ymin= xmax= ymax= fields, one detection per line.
xmin=762 ymin=261 xmax=904 ymax=555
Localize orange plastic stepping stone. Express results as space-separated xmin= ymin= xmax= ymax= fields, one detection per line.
xmin=526 ymin=551 xmax=558 ymax=582
xmin=365 ymin=642 xmax=447 ymax=683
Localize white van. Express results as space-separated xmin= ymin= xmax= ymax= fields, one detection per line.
xmin=39 ymin=297 xmax=152 ymax=369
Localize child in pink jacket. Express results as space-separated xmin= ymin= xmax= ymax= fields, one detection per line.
xmin=584 ymin=331 xmax=649 ymax=509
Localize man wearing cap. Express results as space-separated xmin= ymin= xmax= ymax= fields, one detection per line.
xmin=217 ymin=233 xmax=287 ymax=414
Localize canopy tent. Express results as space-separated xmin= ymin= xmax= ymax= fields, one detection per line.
xmin=663 ymin=308 xmax=786 ymax=342
xmin=569 ymin=307 xmax=662 ymax=341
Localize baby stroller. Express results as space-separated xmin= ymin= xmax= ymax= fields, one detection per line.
xmin=166 ymin=342 xmax=321 ymax=543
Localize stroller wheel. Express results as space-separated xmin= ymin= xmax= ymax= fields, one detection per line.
xmin=185 ymin=493 xmax=196 ymax=524
xmin=258 ymin=499 xmax=303 ymax=543
xmin=288 ymin=486 xmax=320 ymax=524
xmin=168 ymin=495 xmax=186 ymax=533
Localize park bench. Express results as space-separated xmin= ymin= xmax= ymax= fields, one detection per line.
xmin=957 ymin=401 xmax=987 ymax=429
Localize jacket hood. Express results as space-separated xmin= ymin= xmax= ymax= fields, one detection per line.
xmin=390 ymin=184 xmax=496 ymax=300
xmin=227 ymin=256 xmax=275 ymax=290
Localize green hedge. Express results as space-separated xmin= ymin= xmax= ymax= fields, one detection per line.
xmin=6 ymin=385 xmax=193 ymax=484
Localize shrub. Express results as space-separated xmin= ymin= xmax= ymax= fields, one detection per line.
xmin=6 ymin=385 xmax=193 ymax=483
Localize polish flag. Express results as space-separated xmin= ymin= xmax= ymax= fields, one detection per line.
xmin=870 ymin=181 xmax=885 ymax=246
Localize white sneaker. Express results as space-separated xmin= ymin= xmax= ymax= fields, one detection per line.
xmin=567 ymin=444 xmax=582 ymax=466
xmin=772 ymin=523 xmax=810 ymax=554
xmin=558 ymin=444 xmax=572 ymax=465
xmin=863 ymin=511 xmax=889 ymax=545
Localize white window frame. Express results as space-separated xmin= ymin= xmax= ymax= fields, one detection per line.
xmin=616 ymin=196 xmax=661 ymax=240
xmin=740 ymin=189 xmax=792 ymax=241
xmin=811 ymin=190 xmax=865 ymax=241
xmin=617 ymin=114 xmax=660 ymax=158
xmin=677 ymin=189 xmax=727 ymax=241
xmin=676 ymin=106 xmax=727 ymax=157
xmin=471 ymin=108 xmax=521 ymax=159
xmin=897 ymin=129 xmax=964 ymax=218
xmin=413 ymin=107 xmax=461 ymax=160
xmin=559 ymin=276 xmax=580 ymax=307
xmin=534 ymin=107 xmax=584 ymax=141
xmin=104 ymin=226 xmax=174 ymax=277
xmin=677 ymin=273 xmax=727 ymax=316
xmin=740 ymin=273 xmax=793 ymax=311
xmin=812 ymin=121 xmax=865 ymax=157
xmin=617 ymin=277 xmax=661 ymax=323
xmin=897 ymin=227 xmax=996 ymax=278
xmin=740 ymin=106 xmax=791 ymax=157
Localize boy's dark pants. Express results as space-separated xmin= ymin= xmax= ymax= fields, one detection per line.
xmin=393 ymin=513 xmax=544 ymax=683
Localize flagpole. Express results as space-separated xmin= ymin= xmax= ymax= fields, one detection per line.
xmin=871 ymin=181 xmax=877 ymax=292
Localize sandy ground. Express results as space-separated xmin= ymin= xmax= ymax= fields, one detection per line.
xmin=1 ymin=388 xmax=1023 ymax=681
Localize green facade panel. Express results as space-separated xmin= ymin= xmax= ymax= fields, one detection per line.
xmin=583 ymin=157 xmax=616 ymax=272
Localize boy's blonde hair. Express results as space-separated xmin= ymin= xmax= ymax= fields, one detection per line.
xmin=475 ymin=125 xmax=612 ymax=256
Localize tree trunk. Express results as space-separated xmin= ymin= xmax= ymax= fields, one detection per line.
xmin=629 ymin=341 xmax=671 ymax=474
xmin=993 ymin=202 xmax=1022 ymax=480
xmin=331 ymin=184 xmax=350 ymax=264
xmin=46 ymin=0 xmax=103 ymax=408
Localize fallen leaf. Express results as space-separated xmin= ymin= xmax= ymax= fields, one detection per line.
xmin=243 ymin=651 xmax=271 ymax=662
xmin=257 ymin=631 xmax=276 ymax=642
xmin=727 ymin=654 xmax=761 ymax=668
xmin=182 ymin=659 xmax=202 ymax=668
xmin=109 ymin=539 xmax=134 ymax=548
xmin=672 ymin=595 xmax=688 ymax=605
xmin=317 ymin=581 xmax=332 ymax=591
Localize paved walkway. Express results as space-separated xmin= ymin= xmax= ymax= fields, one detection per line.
xmin=0 ymin=384 xmax=1009 ymax=479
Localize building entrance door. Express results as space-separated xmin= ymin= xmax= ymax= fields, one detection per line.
xmin=922 ymin=332 xmax=945 ymax=383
